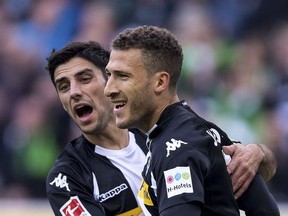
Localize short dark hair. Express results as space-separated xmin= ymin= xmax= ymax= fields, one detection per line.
xmin=46 ymin=41 xmax=110 ymax=85
xmin=111 ymin=25 xmax=183 ymax=91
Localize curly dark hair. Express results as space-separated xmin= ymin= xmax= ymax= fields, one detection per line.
xmin=111 ymin=25 xmax=183 ymax=90
xmin=46 ymin=41 xmax=110 ymax=85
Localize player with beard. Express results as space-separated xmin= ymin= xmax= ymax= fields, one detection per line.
xmin=104 ymin=26 xmax=279 ymax=216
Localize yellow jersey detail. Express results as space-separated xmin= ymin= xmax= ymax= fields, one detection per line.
xmin=138 ymin=179 xmax=153 ymax=206
xmin=116 ymin=206 xmax=142 ymax=216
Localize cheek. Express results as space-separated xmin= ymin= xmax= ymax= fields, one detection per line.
xmin=58 ymin=96 xmax=71 ymax=114
xmin=94 ymin=91 xmax=113 ymax=108
xmin=58 ymin=96 xmax=67 ymax=110
xmin=62 ymin=103 xmax=72 ymax=116
xmin=134 ymin=86 xmax=155 ymax=113
xmin=131 ymin=88 xmax=148 ymax=109
xmin=138 ymin=84 xmax=153 ymax=99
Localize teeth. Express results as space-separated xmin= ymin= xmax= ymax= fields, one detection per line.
xmin=76 ymin=105 xmax=84 ymax=109
xmin=115 ymin=102 xmax=125 ymax=109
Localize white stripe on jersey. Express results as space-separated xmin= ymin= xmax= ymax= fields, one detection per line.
xmin=92 ymin=172 xmax=100 ymax=201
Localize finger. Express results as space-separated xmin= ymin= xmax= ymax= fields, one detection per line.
xmin=230 ymin=161 xmax=251 ymax=190
xmin=231 ymin=162 xmax=256 ymax=193
xmin=231 ymin=169 xmax=248 ymax=192
xmin=234 ymin=177 xmax=253 ymax=199
xmin=226 ymin=151 xmax=242 ymax=175
xmin=222 ymin=145 xmax=236 ymax=155
xmin=226 ymin=162 xmax=235 ymax=175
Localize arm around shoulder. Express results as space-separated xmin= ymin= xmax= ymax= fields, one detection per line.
xmin=223 ymin=142 xmax=277 ymax=198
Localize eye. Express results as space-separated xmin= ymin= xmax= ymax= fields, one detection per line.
xmin=105 ymin=71 xmax=111 ymax=79
xmin=80 ymin=76 xmax=92 ymax=83
xmin=117 ymin=72 xmax=129 ymax=79
xmin=57 ymin=83 xmax=70 ymax=93
xmin=118 ymin=73 xmax=127 ymax=78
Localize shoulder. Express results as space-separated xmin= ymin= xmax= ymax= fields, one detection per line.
xmin=47 ymin=153 xmax=86 ymax=181
xmin=46 ymin=152 xmax=92 ymax=188
xmin=165 ymin=107 xmax=231 ymax=148
xmin=46 ymin=137 xmax=93 ymax=192
xmin=46 ymin=155 xmax=94 ymax=206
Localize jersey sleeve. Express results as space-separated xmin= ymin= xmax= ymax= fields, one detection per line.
xmin=155 ymin=141 xmax=212 ymax=214
xmin=46 ymin=163 xmax=105 ymax=216
xmin=160 ymin=202 xmax=202 ymax=216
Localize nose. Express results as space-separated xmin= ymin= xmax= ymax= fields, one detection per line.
xmin=70 ymin=81 xmax=82 ymax=99
xmin=104 ymin=76 xmax=117 ymax=98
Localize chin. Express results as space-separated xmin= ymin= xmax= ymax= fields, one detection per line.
xmin=116 ymin=122 xmax=128 ymax=129
xmin=81 ymin=128 xmax=95 ymax=135
xmin=116 ymin=119 xmax=131 ymax=129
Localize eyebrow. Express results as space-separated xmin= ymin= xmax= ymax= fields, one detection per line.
xmin=105 ymin=67 xmax=127 ymax=74
xmin=55 ymin=68 xmax=94 ymax=85
xmin=55 ymin=77 xmax=66 ymax=86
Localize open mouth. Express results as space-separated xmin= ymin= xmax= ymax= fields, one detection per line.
xmin=75 ymin=105 xmax=93 ymax=118
xmin=115 ymin=102 xmax=126 ymax=110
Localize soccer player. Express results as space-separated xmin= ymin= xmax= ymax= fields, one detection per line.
xmin=104 ymin=25 xmax=280 ymax=215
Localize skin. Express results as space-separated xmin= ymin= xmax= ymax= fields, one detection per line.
xmin=54 ymin=57 xmax=129 ymax=149
xmin=105 ymin=49 xmax=177 ymax=132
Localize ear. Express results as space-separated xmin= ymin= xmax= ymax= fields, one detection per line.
xmin=154 ymin=71 xmax=170 ymax=93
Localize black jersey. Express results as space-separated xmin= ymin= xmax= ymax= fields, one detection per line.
xmin=46 ymin=129 xmax=147 ymax=216
xmin=138 ymin=101 xmax=240 ymax=216
xmin=138 ymin=101 xmax=280 ymax=216
xmin=47 ymin=103 xmax=279 ymax=216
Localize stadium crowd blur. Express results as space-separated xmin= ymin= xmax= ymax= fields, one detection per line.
xmin=0 ymin=0 xmax=288 ymax=202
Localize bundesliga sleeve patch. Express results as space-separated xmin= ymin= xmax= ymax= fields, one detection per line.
xmin=60 ymin=196 xmax=91 ymax=216
xmin=164 ymin=166 xmax=193 ymax=198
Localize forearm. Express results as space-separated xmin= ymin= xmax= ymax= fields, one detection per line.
xmin=237 ymin=174 xmax=280 ymax=216
xmin=160 ymin=203 xmax=201 ymax=216
xmin=257 ymin=144 xmax=277 ymax=181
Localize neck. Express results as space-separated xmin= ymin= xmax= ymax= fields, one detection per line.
xmin=141 ymin=94 xmax=180 ymax=133
xmin=84 ymin=127 xmax=129 ymax=150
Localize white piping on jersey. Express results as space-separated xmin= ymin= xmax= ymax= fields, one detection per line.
xmin=92 ymin=172 xmax=100 ymax=201
xmin=151 ymin=172 xmax=157 ymax=197
xmin=145 ymin=124 xmax=158 ymax=150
